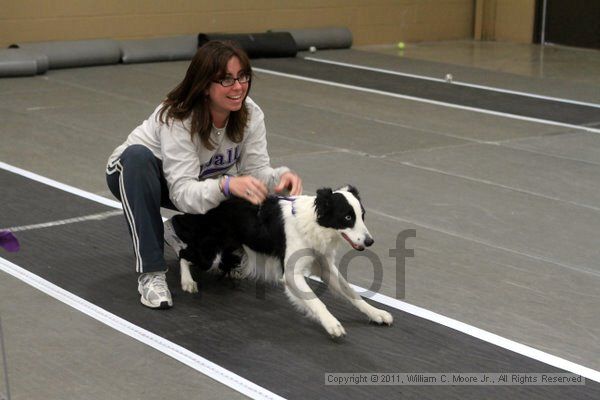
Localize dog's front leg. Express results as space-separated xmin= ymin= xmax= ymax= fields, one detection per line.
xmin=324 ymin=262 xmax=393 ymax=326
xmin=180 ymin=258 xmax=198 ymax=293
xmin=284 ymin=266 xmax=346 ymax=338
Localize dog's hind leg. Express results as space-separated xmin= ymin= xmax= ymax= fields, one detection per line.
xmin=180 ymin=258 xmax=198 ymax=293
xmin=321 ymin=261 xmax=393 ymax=326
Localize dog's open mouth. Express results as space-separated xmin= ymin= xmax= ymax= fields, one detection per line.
xmin=342 ymin=233 xmax=365 ymax=251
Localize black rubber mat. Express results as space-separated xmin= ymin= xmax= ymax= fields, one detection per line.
xmin=252 ymin=58 xmax=600 ymax=127
xmin=2 ymin=170 xmax=111 ymax=228
xmin=2 ymin=169 xmax=599 ymax=399
xmin=198 ymin=32 xmax=298 ymax=58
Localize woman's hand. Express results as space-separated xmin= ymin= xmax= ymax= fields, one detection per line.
xmin=275 ymin=171 xmax=303 ymax=196
xmin=228 ymin=176 xmax=268 ymax=204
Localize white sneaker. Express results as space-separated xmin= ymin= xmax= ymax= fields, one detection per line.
xmin=164 ymin=218 xmax=186 ymax=256
xmin=138 ymin=272 xmax=173 ymax=309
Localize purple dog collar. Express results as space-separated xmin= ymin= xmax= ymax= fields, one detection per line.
xmin=278 ymin=196 xmax=297 ymax=216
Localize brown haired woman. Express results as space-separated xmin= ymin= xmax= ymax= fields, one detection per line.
xmin=106 ymin=41 xmax=302 ymax=309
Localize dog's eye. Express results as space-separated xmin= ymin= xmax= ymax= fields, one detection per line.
xmin=345 ymin=215 xmax=352 ymax=221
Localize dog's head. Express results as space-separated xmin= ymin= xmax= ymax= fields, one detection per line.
xmin=314 ymin=185 xmax=374 ymax=251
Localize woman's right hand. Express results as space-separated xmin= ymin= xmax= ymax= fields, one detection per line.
xmin=228 ymin=176 xmax=268 ymax=205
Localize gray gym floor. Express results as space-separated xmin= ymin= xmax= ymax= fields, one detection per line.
xmin=1 ymin=40 xmax=600 ymax=399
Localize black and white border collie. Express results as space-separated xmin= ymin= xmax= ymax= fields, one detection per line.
xmin=165 ymin=185 xmax=393 ymax=338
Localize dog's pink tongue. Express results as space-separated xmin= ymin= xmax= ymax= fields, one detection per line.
xmin=0 ymin=231 xmax=20 ymax=252
xmin=342 ymin=233 xmax=364 ymax=251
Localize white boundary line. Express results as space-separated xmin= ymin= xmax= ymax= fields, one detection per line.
xmin=303 ymin=57 xmax=600 ymax=109
xmin=0 ymin=161 xmax=122 ymax=209
xmin=253 ymin=67 xmax=600 ymax=135
xmin=2 ymin=162 xmax=600 ymax=384
xmin=1 ymin=210 xmax=123 ymax=232
xmin=0 ymin=257 xmax=284 ymax=400
xmin=0 ymin=162 xmax=284 ymax=399
xmin=349 ymin=284 xmax=600 ymax=383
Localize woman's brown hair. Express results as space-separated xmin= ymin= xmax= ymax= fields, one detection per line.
xmin=158 ymin=40 xmax=252 ymax=150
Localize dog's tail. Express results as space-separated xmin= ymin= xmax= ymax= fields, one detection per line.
xmin=233 ymin=245 xmax=283 ymax=284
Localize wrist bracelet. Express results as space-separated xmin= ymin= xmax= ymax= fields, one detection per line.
xmin=223 ymin=175 xmax=230 ymax=197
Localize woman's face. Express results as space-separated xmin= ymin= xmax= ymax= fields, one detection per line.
xmin=208 ymin=56 xmax=249 ymax=120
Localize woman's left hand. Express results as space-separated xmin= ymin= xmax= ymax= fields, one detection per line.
xmin=275 ymin=171 xmax=303 ymax=196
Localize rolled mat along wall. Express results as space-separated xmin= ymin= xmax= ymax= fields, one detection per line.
xmin=197 ymin=32 xmax=297 ymax=58
xmin=0 ymin=48 xmax=49 ymax=77
xmin=272 ymin=27 xmax=353 ymax=50
xmin=120 ymin=35 xmax=197 ymax=64
xmin=0 ymin=49 xmax=37 ymax=77
xmin=9 ymin=39 xmax=121 ymax=69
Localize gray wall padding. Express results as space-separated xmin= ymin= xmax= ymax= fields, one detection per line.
xmin=0 ymin=49 xmax=47 ymax=77
xmin=11 ymin=39 xmax=121 ymax=69
xmin=30 ymin=50 xmax=50 ymax=74
xmin=274 ymin=27 xmax=353 ymax=50
xmin=120 ymin=35 xmax=197 ymax=64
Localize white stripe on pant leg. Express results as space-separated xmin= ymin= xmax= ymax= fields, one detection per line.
xmin=117 ymin=164 xmax=142 ymax=273
xmin=116 ymin=162 xmax=143 ymax=273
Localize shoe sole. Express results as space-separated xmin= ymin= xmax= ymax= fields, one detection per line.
xmin=138 ymin=285 xmax=173 ymax=309
xmin=140 ymin=296 xmax=172 ymax=309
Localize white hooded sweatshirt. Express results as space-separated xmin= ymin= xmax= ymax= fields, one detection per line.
xmin=107 ymin=97 xmax=290 ymax=214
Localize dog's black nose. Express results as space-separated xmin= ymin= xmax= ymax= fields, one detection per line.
xmin=364 ymin=236 xmax=374 ymax=247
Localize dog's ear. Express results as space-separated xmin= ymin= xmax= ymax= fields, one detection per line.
xmin=337 ymin=185 xmax=361 ymax=201
xmin=315 ymin=187 xmax=333 ymax=219
xmin=345 ymin=185 xmax=360 ymax=200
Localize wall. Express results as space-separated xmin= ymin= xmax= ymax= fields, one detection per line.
xmin=0 ymin=0 xmax=474 ymax=47
xmin=494 ymin=0 xmax=535 ymax=42
xmin=474 ymin=0 xmax=535 ymax=43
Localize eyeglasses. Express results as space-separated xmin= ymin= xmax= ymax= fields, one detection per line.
xmin=214 ymin=74 xmax=251 ymax=87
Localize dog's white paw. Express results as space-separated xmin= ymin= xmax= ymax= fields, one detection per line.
xmin=321 ymin=315 xmax=346 ymax=338
xmin=181 ymin=278 xmax=198 ymax=293
xmin=368 ymin=308 xmax=393 ymax=325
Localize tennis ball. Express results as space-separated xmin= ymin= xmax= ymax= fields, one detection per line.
xmin=309 ymin=46 xmax=317 ymax=53
xmin=397 ymin=41 xmax=405 ymax=50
